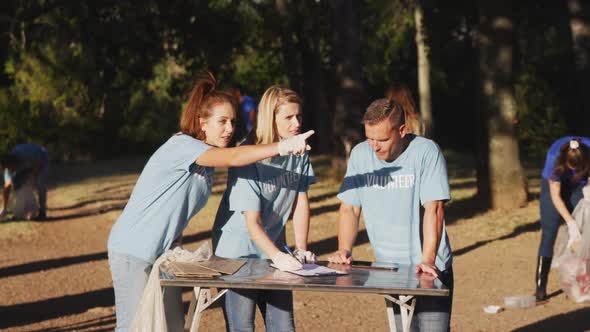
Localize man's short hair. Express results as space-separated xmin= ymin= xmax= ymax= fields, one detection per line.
xmin=362 ymin=98 xmax=405 ymax=128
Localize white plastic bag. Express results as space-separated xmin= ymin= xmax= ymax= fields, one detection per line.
xmin=13 ymin=178 xmax=38 ymax=220
xmin=129 ymin=243 xmax=212 ymax=332
xmin=552 ymin=186 xmax=590 ymax=303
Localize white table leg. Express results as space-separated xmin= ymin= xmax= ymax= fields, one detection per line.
xmin=386 ymin=297 xmax=397 ymax=332
xmin=184 ymin=287 xmax=199 ymax=331
xmin=187 ymin=287 xmax=228 ymax=332
xmin=384 ymin=295 xmax=416 ymax=332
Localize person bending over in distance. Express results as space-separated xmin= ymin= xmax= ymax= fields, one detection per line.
xmin=534 ymin=136 xmax=590 ymax=302
xmin=1 ymin=143 xmax=50 ymax=221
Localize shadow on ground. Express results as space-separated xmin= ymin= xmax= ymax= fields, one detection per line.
xmin=0 ymin=288 xmax=114 ymax=329
xmin=452 ymin=219 xmax=540 ymax=257
xmin=512 ymin=306 xmax=590 ymax=331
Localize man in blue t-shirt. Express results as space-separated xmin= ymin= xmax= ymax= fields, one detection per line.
xmin=1 ymin=143 xmax=50 ymax=220
xmin=328 ymin=98 xmax=453 ymax=331
xmin=231 ymin=86 xmax=257 ymax=135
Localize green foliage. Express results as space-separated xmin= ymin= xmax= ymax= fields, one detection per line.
xmin=362 ymin=0 xmax=417 ymax=95
xmin=0 ymin=0 xmax=583 ymax=161
xmin=120 ymin=57 xmax=188 ymax=153
xmin=227 ymin=46 xmax=289 ymax=96
xmin=513 ymin=3 xmax=574 ymax=157
xmin=515 ymin=73 xmax=567 ymax=158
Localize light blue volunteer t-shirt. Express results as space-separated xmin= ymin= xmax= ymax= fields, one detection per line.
xmin=212 ymin=146 xmax=315 ymax=259
xmin=337 ymin=135 xmax=452 ymax=271
xmin=541 ymin=136 xmax=590 ymax=181
xmin=108 ymin=134 xmax=213 ymax=264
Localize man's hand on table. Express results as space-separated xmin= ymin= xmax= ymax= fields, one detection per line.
xmin=327 ymin=249 xmax=353 ymax=264
xmin=415 ymin=261 xmax=439 ymax=278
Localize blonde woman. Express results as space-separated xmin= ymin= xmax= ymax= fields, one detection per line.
xmin=213 ymin=86 xmax=317 ymax=331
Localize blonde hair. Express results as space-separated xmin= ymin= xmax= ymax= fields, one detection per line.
xmin=386 ymin=85 xmax=424 ymax=135
xmin=254 ymin=86 xmax=303 ymax=145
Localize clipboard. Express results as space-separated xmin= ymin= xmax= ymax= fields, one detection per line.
xmin=166 ymin=257 xmax=246 ymax=278
xmin=271 ymin=263 xmax=348 ymax=276
xmin=352 ymin=261 xmax=399 ymax=271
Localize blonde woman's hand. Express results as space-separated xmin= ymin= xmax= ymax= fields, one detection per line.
xmin=272 ymin=252 xmax=303 ymax=271
xmin=293 ymin=248 xmax=317 ymax=264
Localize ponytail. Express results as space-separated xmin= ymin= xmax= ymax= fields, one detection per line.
xmin=180 ymin=71 xmax=237 ymax=140
xmin=552 ymin=138 xmax=590 ymax=183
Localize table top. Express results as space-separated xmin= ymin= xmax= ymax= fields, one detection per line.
xmin=160 ymin=259 xmax=449 ymax=297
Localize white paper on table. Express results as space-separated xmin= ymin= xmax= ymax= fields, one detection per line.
xmin=271 ymin=263 xmax=348 ymax=276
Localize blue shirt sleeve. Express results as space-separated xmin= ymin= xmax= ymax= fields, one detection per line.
xmin=165 ymin=135 xmax=212 ymax=172
xmin=242 ymin=96 xmax=257 ymax=112
xmin=337 ymin=148 xmax=362 ymax=207
xmin=419 ymin=142 xmax=451 ymax=205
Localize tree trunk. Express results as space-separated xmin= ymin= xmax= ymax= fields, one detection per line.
xmin=567 ymin=0 xmax=590 ymax=128
xmin=477 ymin=0 xmax=528 ymax=209
xmin=329 ymin=0 xmax=363 ymax=159
xmin=274 ymin=0 xmax=303 ymax=98
xmin=274 ymin=0 xmax=329 ymax=153
xmin=297 ymin=1 xmax=332 ymax=154
xmin=414 ymin=1 xmax=434 ymax=138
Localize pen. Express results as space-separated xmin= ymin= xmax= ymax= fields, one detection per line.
xmin=283 ymin=245 xmax=294 ymax=256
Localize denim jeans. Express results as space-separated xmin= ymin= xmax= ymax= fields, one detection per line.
xmin=108 ymin=251 xmax=184 ymax=332
xmin=35 ymin=156 xmax=49 ymax=214
xmin=388 ymin=268 xmax=454 ymax=332
xmin=223 ymin=289 xmax=295 ymax=332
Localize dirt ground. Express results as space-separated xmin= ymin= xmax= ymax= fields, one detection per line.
xmin=0 ymin=156 xmax=589 ymax=332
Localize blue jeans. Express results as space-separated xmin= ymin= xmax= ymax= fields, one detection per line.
xmin=223 ymin=289 xmax=295 ymax=332
xmin=11 ymin=150 xmax=49 ymax=214
xmin=389 ymin=268 xmax=454 ymax=332
xmin=108 ymin=251 xmax=184 ymax=332
xmin=36 ymin=155 xmax=49 ymax=214
xmin=538 ymin=178 xmax=584 ymax=257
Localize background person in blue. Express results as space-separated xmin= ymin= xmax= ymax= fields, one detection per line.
xmin=328 ymin=98 xmax=453 ymax=331
xmin=535 ymin=136 xmax=590 ymax=301
xmin=231 ymin=86 xmax=257 ymax=138
xmin=1 ymin=143 xmax=50 ymax=220
xmin=213 ymin=86 xmax=316 ymax=332
xmin=107 ymin=74 xmax=314 ymax=332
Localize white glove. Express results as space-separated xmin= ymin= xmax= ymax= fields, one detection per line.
xmin=278 ymin=130 xmax=314 ymax=156
xmin=566 ymin=219 xmax=582 ymax=250
xmin=272 ymin=252 xmax=303 ymax=271
xmin=293 ymin=248 xmax=317 ymax=264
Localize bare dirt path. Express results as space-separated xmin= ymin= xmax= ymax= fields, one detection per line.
xmin=0 ymin=157 xmax=588 ymax=331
